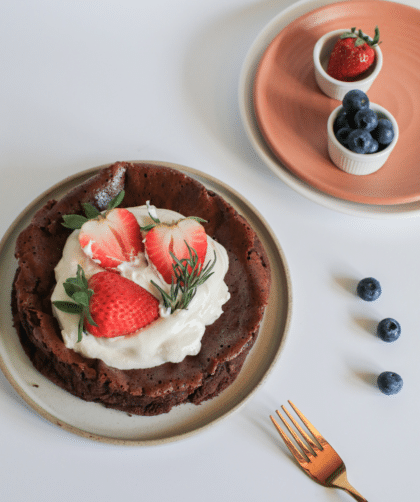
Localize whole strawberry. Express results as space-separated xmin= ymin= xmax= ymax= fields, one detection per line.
xmin=327 ymin=26 xmax=381 ymax=81
xmin=53 ymin=265 xmax=160 ymax=340
xmin=86 ymin=271 xmax=159 ymax=338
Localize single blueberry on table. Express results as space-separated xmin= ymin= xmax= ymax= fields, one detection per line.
xmin=356 ymin=277 xmax=381 ymax=301
xmin=377 ymin=318 xmax=401 ymax=342
xmin=342 ymin=90 xmax=370 ymax=115
xmin=377 ymin=371 xmax=403 ymax=395
xmin=346 ymin=129 xmax=375 ymax=154
xmin=372 ymin=118 xmax=394 ymax=146
xmin=354 ymin=108 xmax=379 ymax=132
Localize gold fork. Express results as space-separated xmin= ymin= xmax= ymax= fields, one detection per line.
xmin=270 ymin=401 xmax=367 ymax=501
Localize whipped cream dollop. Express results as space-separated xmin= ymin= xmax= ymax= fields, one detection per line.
xmin=51 ymin=205 xmax=230 ymax=370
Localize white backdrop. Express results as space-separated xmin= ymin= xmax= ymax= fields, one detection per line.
xmin=1 ymin=1 xmax=418 ymax=500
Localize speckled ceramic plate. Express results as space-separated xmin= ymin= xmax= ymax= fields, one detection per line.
xmin=0 ymin=161 xmax=291 ymax=445
xmin=241 ymin=0 xmax=420 ymax=213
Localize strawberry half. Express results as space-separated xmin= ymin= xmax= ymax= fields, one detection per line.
xmin=144 ymin=216 xmax=208 ymax=284
xmin=327 ymin=26 xmax=381 ymax=81
xmin=79 ymin=208 xmax=143 ymax=270
xmin=62 ymin=191 xmax=144 ymax=270
xmin=53 ymin=265 xmax=159 ymax=339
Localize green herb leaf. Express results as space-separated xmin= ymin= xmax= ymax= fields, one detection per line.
xmin=61 ymin=214 xmax=89 ymax=229
xmin=72 ymin=291 xmax=90 ymax=307
xmin=372 ymin=26 xmax=381 ymax=46
xmin=341 ymin=26 xmax=381 ymax=47
xmin=108 ymin=190 xmax=125 ymax=209
xmin=63 ymin=281 xmax=81 ymax=298
xmin=52 ymin=265 xmax=97 ymax=342
xmin=77 ymin=317 xmax=84 ymax=343
xmin=52 ymin=301 xmax=84 ymax=315
xmin=140 ymin=223 xmax=156 ymax=231
xmin=61 ymin=190 xmax=126 ymax=229
xmin=187 ymin=216 xmax=207 ymax=224
xmin=152 ymin=243 xmax=216 ymax=313
xmin=82 ymin=202 xmax=101 ymax=219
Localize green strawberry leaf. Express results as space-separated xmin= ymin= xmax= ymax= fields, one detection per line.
xmin=63 ymin=281 xmax=81 ymax=298
xmin=82 ymin=202 xmax=101 ymax=219
xmin=372 ymin=26 xmax=381 ymax=46
xmin=340 ymin=28 xmax=357 ymax=39
xmin=77 ymin=317 xmax=84 ymax=343
xmin=61 ymin=190 xmax=125 ymax=229
xmin=83 ymin=307 xmax=97 ymax=328
xmin=187 ymin=216 xmax=207 ymax=224
xmin=52 ymin=265 xmax=97 ymax=342
xmin=52 ymin=301 xmax=84 ymax=315
xmin=108 ymin=190 xmax=125 ymax=210
xmin=341 ymin=26 xmax=381 ymax=47
xmin=61 ymin=214 xmax=89 ymax=230
xmin=72 ymin=291 xmax=90 ymax=307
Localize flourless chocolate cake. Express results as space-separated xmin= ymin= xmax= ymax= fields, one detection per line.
xmin=12 ymin=162 xmax=271 ymax=415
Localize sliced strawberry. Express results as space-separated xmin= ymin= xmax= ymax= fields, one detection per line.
xmin=144 ymin=218 xmax=208 ymax=284
xmin=85 ymin=271 xmax=159 ymax=338
xmin=53 ymin=266 xmax=160 ymax=339
xmin=79 ymin=208 xmax=144 ymax=270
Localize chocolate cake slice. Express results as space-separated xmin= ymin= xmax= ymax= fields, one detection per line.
xmin=12 ymin=162 xmax=271 ymax=416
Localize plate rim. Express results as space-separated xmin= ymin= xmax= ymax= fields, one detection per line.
xmin=239 ymin=0 xmax=420 ymax=218
xmin=0 ymin=160 xmax=292 ymax=446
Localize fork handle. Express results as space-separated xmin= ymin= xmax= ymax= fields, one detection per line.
xmin=331 ymin=471 xmax=368 ymax=501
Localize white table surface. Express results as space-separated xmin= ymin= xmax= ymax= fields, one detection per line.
xmin=1 ymin=0 xmax=418 ymax=500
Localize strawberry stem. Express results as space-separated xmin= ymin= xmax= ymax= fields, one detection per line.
xmin=61 ymin=190 xmax=125 ymax=230
xmin=340 ymin=26 xmax=381 ymax=47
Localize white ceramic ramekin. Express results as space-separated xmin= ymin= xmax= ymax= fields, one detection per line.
xmin=314 ymin=29 xmax=383 ymax=101
xmin=327 ymin=103 xmax=399 ymax=175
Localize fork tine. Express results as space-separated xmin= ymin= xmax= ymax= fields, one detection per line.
xmin=288 ymin=400 xmax=328 ymax=448
xmin=281 ymin=405 xmax=322 ymax=454
xmin=276 ymin=408 xmax=314 ymax=459
xmin=270 ymin=413 xmax=308 ymax=464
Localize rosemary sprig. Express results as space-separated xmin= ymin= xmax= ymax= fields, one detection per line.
xmin=151 ymin=243 xmax=217 ymax=313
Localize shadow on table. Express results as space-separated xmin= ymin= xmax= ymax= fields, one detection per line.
xmin=181 ymin=0 xmax=297 ymax=168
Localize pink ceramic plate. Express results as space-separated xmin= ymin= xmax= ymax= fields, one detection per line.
xmin=254 ymin=0 xmax=420 ymax=205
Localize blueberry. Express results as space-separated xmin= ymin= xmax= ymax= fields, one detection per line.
xmin=367 ymin=138 xmax=379 ymax=154
xmin=334 ymin=110 xmax=349 ymax=133
xmin=377 ymin=318 xmax=401 ymax=342
xmin=335 ymin=127 xmax=352 ymax=146
xmin=342 ymin=90 xmax=370 ymax=115
xmin=346 ymin=129 xmax=375 ymax=154
xmin=354 ymin=109 xmax=378 ymax=132
xmin=356 ymin=277 xmax=381 ymax=301
xmin=377 ymin=371 xmax=403 ymax=395
xmin=372 ymin=118 xmax=394 ymax=146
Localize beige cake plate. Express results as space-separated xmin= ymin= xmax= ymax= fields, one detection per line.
xmin=0 ymin=161 xmax=292 ymax=446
